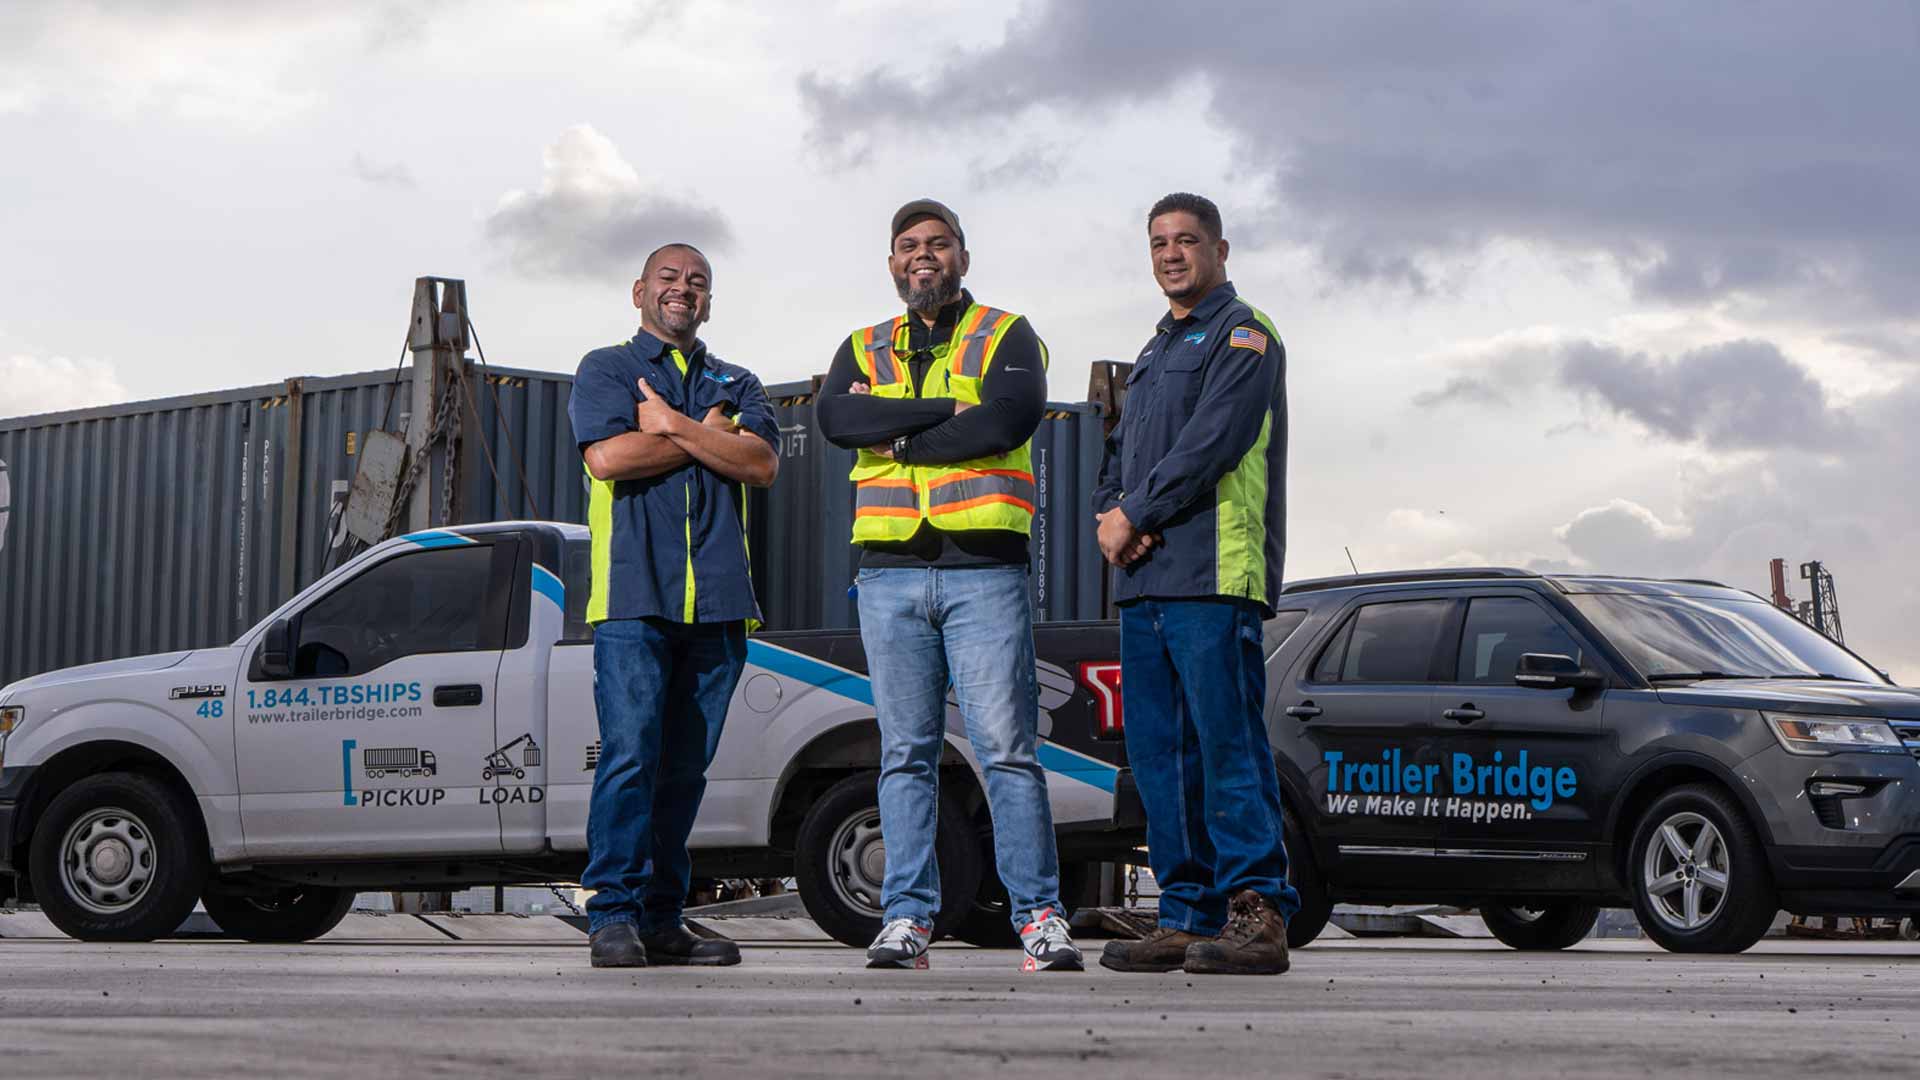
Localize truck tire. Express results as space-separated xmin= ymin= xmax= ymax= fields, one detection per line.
xmin=27 ymin=771 xmax=208 ymax=942
xmin=1480 ymin=902 xmax=1600 ymax=950
xmin=202 ymin=885 xmax=357 ymax=943
xmin=1283 ymin=813 xmax=1332 ymax=949
xmin=1627 ymin=783 xmax=1777 ymax=954
xmin=794 ymin=772 xmax=981 ymax=948
xmin=953 ymin=858 xmax=1092 ymax=949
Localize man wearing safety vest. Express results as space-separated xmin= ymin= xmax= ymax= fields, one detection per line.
xmin=1093 ymin=193 xmax=1299 ymax=976
xmin=816 ymin=199 xmax=1082 ymax=973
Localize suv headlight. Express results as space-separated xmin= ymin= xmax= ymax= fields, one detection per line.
xmin=0 ymin=705 xmax=20 ymax=767
xmin=1765 ymin=712 xmax=1903 ymax=756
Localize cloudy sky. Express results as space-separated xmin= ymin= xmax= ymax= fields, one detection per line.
xmin=4 ymin=1 xmax=1919 ymax=675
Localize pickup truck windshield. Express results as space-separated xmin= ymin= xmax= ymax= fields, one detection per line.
xmin=1569 ymin=593 xmax=1885 ymax=684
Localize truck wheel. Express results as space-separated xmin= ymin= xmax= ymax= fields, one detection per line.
xmin=27 ymin=771 xmax=208 ymax=942
xmin=794 ymin=772 xmax=982 ymax=948
xmin=953 ymin=858 xmax=1092 ymax=949
xmin=1480 ymin=902 xmax=1600 ymax=950
xmin=1283 ymin=813 xmax=1332 ymax=949
xmin=1627 ymin=783 xmax=1777 ymax=954
xmin=202 ymin=885 xmax=357 ymax=943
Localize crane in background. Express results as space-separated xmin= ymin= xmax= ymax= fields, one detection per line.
xmin=1768 ymin=557 xmax=1845 ymax=643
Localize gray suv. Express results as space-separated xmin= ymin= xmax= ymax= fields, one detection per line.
xmin=1255 ymin=569 xmax=1919 ymax=954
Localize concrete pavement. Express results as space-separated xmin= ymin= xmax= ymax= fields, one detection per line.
xmin=1 ymin=937 xmax=1917 ymax=1078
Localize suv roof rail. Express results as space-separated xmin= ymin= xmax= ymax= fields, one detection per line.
xmin=1281 ymin=567 xmax=1540 ymax=595
xmin=1556 ymin=574 xmax=1734 ymax=589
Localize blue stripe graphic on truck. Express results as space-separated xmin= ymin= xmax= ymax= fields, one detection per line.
xmin=401 ymin=530 xmax=477 ymax=550
xmin=745 ymin=640 xmax=1118 ymax=791
xmin=531 ymin=564 xmax=565 ymax=609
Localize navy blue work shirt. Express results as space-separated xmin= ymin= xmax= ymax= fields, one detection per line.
xmin=568 ymin=329 xmax=778 ymax=625
xmin=1092 ymin=281 xmax=1288 ymax=614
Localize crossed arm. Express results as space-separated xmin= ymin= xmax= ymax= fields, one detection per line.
xmin=582 ymin=378 xmax=779 ymax=487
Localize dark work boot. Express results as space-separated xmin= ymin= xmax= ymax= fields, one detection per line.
xmin=1183 ymin=891 xmax=1290 ymax=975
xmin=1098 ymin=926 xmax=1214 ymax=973
xmin=589 ymin=923 xmax=648 ymax=968
xmin=640 ymin=923 xmax=742 ymax=966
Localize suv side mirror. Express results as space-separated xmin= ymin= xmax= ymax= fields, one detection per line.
xmin=1514 ymin=652 xmax=1603 ymax=691
xmin=259 ymin=618 xmax=293 ymax=679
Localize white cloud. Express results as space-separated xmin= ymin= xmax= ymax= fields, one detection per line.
xmin=484 ymin=124 xmax=732 ymax=280
xmin=0 ymin=355 xmax=129 ymax=420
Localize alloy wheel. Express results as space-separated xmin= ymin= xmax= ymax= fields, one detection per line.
xmin=1642 ymin=811 xmax=1730 ymax=931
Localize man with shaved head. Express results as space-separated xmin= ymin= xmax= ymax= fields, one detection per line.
xmin=568 ymin=242 xmax=780 ymax=969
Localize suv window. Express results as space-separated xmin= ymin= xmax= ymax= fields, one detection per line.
xmin=295 ymin=545 xmax=499 ymax=677
xmin=1262 ymin=610 xmax=1309 ymax=659
xmin=1456 ymin=597 xmax=1585 ymax=684
xmin=1310 ymin=599 xmax=1452 ymax=683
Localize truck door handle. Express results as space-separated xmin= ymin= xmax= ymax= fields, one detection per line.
xmin=1285 ymin=703 xmax=1323 ymax=720
xmin=1443 ymin=706 xmax=1485 ymax=723
xmin=434 ymin=684 xmax=484 ymax=708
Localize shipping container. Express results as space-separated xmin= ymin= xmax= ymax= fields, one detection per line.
xmin=0 ymin=366 xmax=1111 ymax=687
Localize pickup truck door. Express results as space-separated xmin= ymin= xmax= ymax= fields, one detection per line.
xmin=234 ymin=535 xmax=518 ymax=858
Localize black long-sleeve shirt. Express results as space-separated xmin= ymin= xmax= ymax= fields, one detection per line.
xmin=816 ymin=292 xmax=1047 ymax=568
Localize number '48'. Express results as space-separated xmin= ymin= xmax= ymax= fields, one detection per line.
xmin=196 ymin=700 xmax=224 ymax=718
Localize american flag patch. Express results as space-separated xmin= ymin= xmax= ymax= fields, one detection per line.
xmin=1229 ymin=326 xmax=1268 ymax=354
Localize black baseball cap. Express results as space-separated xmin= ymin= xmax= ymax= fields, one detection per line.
xmin=890 ymin=198 xmax=965 ymax=248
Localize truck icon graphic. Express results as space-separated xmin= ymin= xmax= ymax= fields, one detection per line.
xmin=483 ymin=734 xmax=541 ymax=781
xmin=362 ymin=747 xmax=437 ymax=780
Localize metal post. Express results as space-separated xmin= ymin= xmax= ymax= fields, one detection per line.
xmin=405 ymin=278 xmax=471 ymax=531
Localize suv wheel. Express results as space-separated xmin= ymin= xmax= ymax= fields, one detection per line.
xmin=1627 ymin=784 xmax=1777 ymax=954
xmin=202 ymin=885 xmax=357 ymax=943
xmin=1283 ymin=813 xmax=1332 ymax=948
xmin=793 ymin=772 xmax=982 ymax=948
xmin=1480 ymin=902 xmax=1600 ymax=950
xmin=28 ymin=772 xmax=208 ymax=942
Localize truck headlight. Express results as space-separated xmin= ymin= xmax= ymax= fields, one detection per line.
xmin=1765 ymin=713 xmax=1903 ymax=756
xmin=0 ymin=705 xmax=20 ymax=767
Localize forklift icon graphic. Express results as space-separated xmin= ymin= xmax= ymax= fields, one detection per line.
xmin=482 ymin=734 xmax=542 ymax=781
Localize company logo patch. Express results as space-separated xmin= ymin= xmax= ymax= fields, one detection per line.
xmin=1183 ymin=331 xmax=1207 ymax=345
xmin=702 ymin=369 xmax=735 ymax=384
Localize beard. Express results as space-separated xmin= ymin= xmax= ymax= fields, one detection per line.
xmin=894 ymin=266 xmax=962 ymax=313
xmin=649 ymin=299 xmax=698 ymax=337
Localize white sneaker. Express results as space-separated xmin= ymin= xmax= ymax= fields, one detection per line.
xmin=866 ymin=917 xmax=932 ymax=969
xmin=1019 ymin=907 xmax=1083 ymax=971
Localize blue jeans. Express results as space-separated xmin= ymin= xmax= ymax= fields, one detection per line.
xmin=1120 ymin=598 xmax=1299 ymax=933
xmin=583 ymin=617 xmax=746 ymax=934
xmin=856 ymin=566 xmax=1062 ymax=931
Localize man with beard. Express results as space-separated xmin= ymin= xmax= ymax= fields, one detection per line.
xmin=567 ymin=243 xmax=780 ymax=969
xmin=815 ymin=199 xmax=1081 ymax=973
xmin=1093 ymin=193 xmax=1298 ymax=976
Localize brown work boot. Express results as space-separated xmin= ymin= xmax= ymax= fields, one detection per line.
xmin=1183 ymin=890 xmax=1290 ymax=975
xmin=1098 ymin=926 xmax=1213 ymax=973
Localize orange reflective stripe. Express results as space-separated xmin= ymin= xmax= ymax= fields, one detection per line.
xmin=925 ymin=468 xmax=1034 ymax=487
xmin=929 ymin=493 xmax=1035 ymax=516
xmin=855 ymin=477 xmax=919 ymax=517
xmin=951 ymin=307 xmax=1013 ymax=378
xmin=926 ymin=470 xmax=1036 ymax=514
xmin=859 ymin=320 xmax=904 ymax=385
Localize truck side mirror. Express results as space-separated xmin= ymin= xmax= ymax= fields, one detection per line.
xmin=1514 ymin=652 xmax=1603 ymax=691
xmin=259 ymin=618 xmax=293 ymax=679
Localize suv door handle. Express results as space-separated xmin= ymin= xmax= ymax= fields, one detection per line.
xmin=434 ymin=684 xmax=484 ymax=708
xmin=1285 ymin=703 xmax=1323 ymax=720
xmin=1443 ymin=706 xmax=1485 ymax=723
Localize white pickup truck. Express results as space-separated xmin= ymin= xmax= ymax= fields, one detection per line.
xmin=0 ymin=523 xmax=1142 ymax=945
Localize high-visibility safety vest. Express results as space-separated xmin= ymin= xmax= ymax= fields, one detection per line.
xmin=847 ymin=303 xmax=1042 ymax=544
